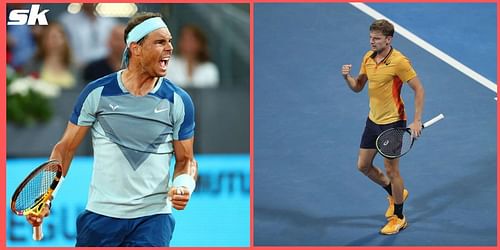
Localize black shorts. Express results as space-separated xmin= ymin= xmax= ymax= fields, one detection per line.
xmin=360 ymin=118 xmax=407 ymax=149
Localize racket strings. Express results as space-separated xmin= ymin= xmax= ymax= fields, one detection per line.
xmin=377 ymin=129 xmax=413 ymax=157
xmin=14 ymin=165 xmax=59 ymax=212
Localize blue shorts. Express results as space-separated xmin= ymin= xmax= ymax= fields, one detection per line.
xmin=360 ymin=118 xmax=406 ymax=149
xmin=75 ymin=210 xmax=175 ymax=247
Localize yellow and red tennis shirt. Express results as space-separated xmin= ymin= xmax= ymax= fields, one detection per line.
xmin=359 ymin=47 xmax=417 ymax=125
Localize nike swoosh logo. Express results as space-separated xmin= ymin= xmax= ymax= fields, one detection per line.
xmin=154 ymin=107 xmax=168 ymax=113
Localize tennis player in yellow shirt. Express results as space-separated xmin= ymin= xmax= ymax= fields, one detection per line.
xmin=341 ymin=19 xmax=425 ymax=235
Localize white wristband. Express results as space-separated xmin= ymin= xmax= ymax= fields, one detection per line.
xmin=51 ymin=175 xmax=65 ymax=199
xmin=172 ymin=174 xmax=196 ymax=194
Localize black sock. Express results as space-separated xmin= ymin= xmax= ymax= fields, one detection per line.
xmin=394 ymin=203 xmax=404 ymax=219
xmin=383 ymin=183 xmax=392 ymax=196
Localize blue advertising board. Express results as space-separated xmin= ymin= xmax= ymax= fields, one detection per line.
xmin=6 ymin=154 xmax=249 ymax=247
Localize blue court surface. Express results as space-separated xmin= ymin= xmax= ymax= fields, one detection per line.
xmin=254 ymin=3 xmax=496 ymax=246
xmin=6 ymin=155 xmax=249 ymax=247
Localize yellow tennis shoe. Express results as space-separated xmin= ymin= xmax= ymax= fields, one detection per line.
xmin=385 ymin=188 xmax=409 ymax=218
xmin=380 ymin=215 xmax=407 ymax=235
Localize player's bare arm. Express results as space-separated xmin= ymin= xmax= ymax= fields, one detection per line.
xmin=50 ymin=122 xmax=90 ymax=176
xmin=407 ymin=76 xmax=425 ymax=138
xmin=26 ymin=122 xmax=89 ymax=226
xmin=170 ymin=137 xmax=198 ymax=210
xmin=341 ymin=64 xmax=367 ymax=92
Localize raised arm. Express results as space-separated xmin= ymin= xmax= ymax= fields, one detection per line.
xmin=341 ymin=64 xmax=368 ymax=93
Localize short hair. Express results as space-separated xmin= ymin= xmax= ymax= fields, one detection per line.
xmin=369 ymin=19 xmax=394 ymax=37
xmin=124 ymin=12 xmax=163 ymax=44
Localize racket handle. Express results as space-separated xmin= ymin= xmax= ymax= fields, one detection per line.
xmin=423 ymin=113 xmax=444 ymax=128
xmin=33 ymin=225 xmax=43 ymax=241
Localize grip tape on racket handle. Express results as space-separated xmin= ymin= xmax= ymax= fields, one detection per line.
xmin=33 ymin=225 xmax=43 ymax=241
xmin=423 ymin=113 xmax=444 ymax=128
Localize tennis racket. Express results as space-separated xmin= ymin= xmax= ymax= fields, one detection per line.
xmin=10 ymin=160 xmax=63 ymax=241
xmin=376 ymin=114 xmax=444 ymax=159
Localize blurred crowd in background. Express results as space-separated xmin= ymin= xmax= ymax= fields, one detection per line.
xmin=7 ymin=3 xmax=250 ymax=155
xmin=7 ymin=3 xmax=250 ymax=89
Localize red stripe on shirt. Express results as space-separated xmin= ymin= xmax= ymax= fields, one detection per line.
xmin=392 ymin=76 xmax=406 ymax=120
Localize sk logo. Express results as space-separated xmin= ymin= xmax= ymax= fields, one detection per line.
xmin=8 ymin=5 xmax=49 ymax=26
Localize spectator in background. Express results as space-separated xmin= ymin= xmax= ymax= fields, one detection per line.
xmin=59 ymin=3 xmax=117 ymax=68
xmin=7 ymin=4 xmax=37 ymax=70
xmin=24 ymin=23 xmax=76 ymax=89
xmin=83 ymin=23 xmax=126 ymax=82
xmin=168 ymin=24 xmax=219 ymax=88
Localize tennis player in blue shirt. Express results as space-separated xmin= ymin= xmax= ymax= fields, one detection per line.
xmin=26 ymin=12 xmax=198 ymax=247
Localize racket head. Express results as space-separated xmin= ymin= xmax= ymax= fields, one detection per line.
xmin=376 ymin=127 xmax=415 ymax=159
xmin=10 ymin=160 xmax=62 ymax=216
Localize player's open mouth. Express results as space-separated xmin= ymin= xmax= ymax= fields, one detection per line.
xmin=160 ymin=58 xmax=169 ymax=69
